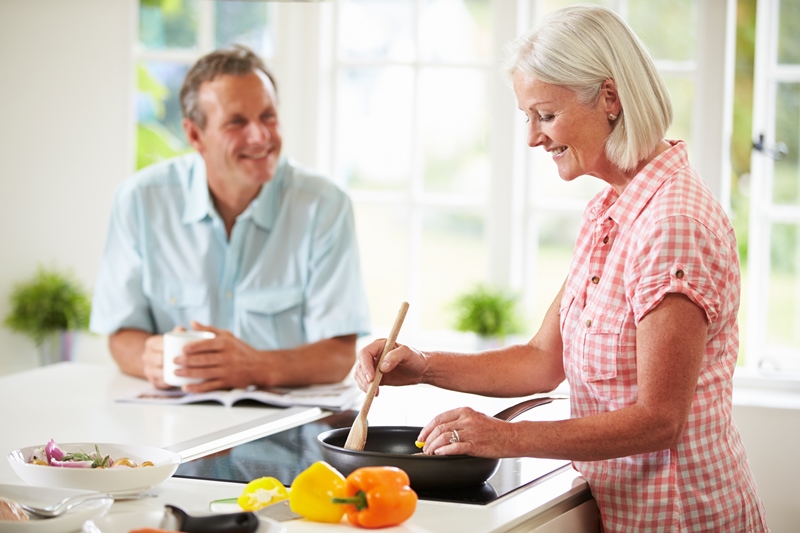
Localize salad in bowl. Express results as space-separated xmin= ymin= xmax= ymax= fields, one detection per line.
xmin=8 ymin=439 xmax=181 ymax=494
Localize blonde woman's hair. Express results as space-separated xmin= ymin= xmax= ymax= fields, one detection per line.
xmin=503 ymin=5 xmax=672 ymax=171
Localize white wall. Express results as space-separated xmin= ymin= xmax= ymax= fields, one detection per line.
xmin=0 ymin=0 xmax=135 ymax=373
xmin=733 ymin=398 xmax=800 ymax=533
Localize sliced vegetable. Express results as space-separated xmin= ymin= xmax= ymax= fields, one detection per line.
xmin=237 ymin=477 xmax=288 ymax=511
xmin=414 ymin=440 xmax=425 ymax=449
xmin=28 ymin=440 xmax=153 ymax=469
xmin=44 ymin=439 xmax=64 ymax=462
xmin=289 ymin=461 xmax=347 ymax=523
xmin=48 ymin=459 xmax=95 ymax=468
xmin=332 ymin=466 xmax=418 ymax=528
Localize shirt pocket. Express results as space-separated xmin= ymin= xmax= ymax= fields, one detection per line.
xmin=145 ymin=281 xmax=209 ymax=331
xmin=580 ymin=312 xmax=623 ymax=382
xmin=237 ymin=286 xmax=304 ymax=349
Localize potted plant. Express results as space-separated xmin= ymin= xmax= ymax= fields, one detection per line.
xmin=450 ymin=283 xmax=525 ymax=349
xmin=4 ymin=266 xmax=92 ymax=365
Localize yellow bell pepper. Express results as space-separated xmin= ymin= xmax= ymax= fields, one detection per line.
xmin=289 ymin=461 xmax=347 ymax=523
xmin=237 ymin=476 xmax=289 ymax=511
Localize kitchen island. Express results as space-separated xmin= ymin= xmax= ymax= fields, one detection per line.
xmin=0 ymin=362 xmax=598 ymax=532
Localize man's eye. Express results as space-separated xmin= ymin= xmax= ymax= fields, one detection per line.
xmin=539 ymin=114 xmax=554 ymax=122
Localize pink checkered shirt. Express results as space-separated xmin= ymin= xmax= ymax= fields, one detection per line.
xmin=560 ymin=141 xmax=769 ymax=532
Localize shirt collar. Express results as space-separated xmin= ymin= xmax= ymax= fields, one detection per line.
xmin=249 ymin=157 xmax=287 ymax=231
xmin=182 ymin=155 xmax=288 ymax=230
xmin=587 ymin=140 xmax=688 ymax=226
xmin=183 ymin=153 xmax=212 ymax=224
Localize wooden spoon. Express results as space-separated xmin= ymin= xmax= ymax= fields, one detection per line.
xmin=343 ymin=301 xmax=410 ymax=451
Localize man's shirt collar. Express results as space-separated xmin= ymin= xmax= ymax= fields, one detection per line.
xmin=183 ymin=154 xmax=288 ymax=231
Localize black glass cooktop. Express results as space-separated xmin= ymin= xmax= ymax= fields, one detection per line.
xmin=175 ymin=410 xmax=569 ymax=505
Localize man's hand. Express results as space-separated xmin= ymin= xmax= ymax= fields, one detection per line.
xmin=140 ymin=321 xmax=357 ymax=392
xmin=169 ymin=321 xmax=261 ymax=392
xmin=141 ymin=333 xmax=172 ymax=389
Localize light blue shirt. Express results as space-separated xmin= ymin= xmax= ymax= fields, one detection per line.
xmin=90 ymin=153 xmax=370 ymax=349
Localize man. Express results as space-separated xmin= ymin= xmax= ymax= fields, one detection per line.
xmin=90 ymin=45 xmax=370 ymax=392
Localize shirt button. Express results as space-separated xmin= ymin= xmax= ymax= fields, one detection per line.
xmin=585 ymin=319 xmax=592 ymax=328
xmin=675 ymin=269 xmax=685 ymax=279
xmin=225 ymin=291 xmax=233 ymax=299
xmin=591 ymin=276 xmax=600 ymax=284
xmin=169 ymin=297 xmax=177 ymax=305
xmin=603 ymin=236 xmax=609 ymax=244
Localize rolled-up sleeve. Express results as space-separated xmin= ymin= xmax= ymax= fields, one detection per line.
xmin=628 ymin=215 xmax=727 ymax=325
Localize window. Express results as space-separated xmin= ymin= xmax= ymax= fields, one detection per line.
xmin=137 ymin=1 xmax=789 ymax=378
xmin=327 ymin=0 xmax=494 ymax=340
xmin=324 ymin=0 xmax=724 ymax=347
xmin=745 ymin=0 xmax=800 ymax=375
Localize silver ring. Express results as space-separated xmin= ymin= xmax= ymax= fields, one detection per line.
xmin=449 ymin=429 xmax=460 ymax=444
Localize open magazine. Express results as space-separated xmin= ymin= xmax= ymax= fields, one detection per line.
xmin=118 ymin=382 xmax=363 ymax=411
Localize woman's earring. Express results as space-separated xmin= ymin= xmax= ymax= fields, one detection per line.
xmin=609 ymin=113 xmax=618 ymax=121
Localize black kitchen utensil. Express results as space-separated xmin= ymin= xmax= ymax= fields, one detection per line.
xmin=161 ymin=505 xmax=259 ymax=533
xmin=317 ymin=396 xmax=564 ymax=491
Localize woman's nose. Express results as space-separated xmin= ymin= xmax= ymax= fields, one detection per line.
xmin=528 ymin=123 xmax=546 ymax=148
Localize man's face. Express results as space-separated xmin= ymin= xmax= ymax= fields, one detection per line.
xmin=184 ymin=70 xmax=282 ymax=194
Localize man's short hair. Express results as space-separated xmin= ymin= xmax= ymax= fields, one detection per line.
xmin=179 ymin=44 xmax=278 ymax=130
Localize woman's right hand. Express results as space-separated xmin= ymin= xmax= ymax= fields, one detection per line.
xmin=353 ymin=338 xmax=428 ymax=393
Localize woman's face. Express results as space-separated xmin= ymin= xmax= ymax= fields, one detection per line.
xmin=513 ymin=72 xmax=620 ymax=187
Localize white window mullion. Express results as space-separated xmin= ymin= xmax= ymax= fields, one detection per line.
xmin=197 ymin=1 xmax=215 ymax=53
xmin=489 ymin=0 xmax=523 ymax=289
xmin=404 ymin=0 xmax=423 ymax=334
xmin=745 ymin=0 xmax=780 ymax=371
xmin=693 ymin=0 xmax=736 ymax=208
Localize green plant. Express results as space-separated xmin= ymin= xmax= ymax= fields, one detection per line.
xmin=4 ymin=266 xmax=92 ymax=346
xmin=450 ymin=284 xmax=525 ymax=339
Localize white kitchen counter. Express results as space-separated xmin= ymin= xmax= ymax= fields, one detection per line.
xmin=0 ymin=362 xmax=597 ymax=532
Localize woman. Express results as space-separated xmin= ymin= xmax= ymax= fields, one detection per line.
xmin=354 ymin=5 xmax=769 ymax=531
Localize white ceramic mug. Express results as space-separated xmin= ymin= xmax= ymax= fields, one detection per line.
xmin=162 ymin=330 xmax=215 ymax=387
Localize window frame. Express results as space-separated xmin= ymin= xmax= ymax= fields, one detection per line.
xmin=743 ymin=0 xmax=800 ymax=382
xmin=135 ymin=1 xmax=798 ymax=387
xmin=311 ymin=0 xmax=736 ymax=345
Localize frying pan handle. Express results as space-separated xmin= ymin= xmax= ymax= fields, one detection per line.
xmin=492 ymin=396 xmax=566 ymax=421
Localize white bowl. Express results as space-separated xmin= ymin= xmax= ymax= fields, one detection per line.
xmin=0 ymin=482 xmax=113 ymax=533
xmin=8 ymin=442 xmax=180 ymax=495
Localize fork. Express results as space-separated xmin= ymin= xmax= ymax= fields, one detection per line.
xmin=20 ymin=491 xmax=152 ymax=519
xmin=343 ymin=301 xmax=409 ymax=451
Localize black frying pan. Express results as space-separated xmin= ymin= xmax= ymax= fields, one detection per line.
xmin=317 ymin=396 xmax=562 ymax=491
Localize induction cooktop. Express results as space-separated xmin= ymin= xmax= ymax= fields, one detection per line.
xmin=174 ymin=410 xmax=569 ymax=505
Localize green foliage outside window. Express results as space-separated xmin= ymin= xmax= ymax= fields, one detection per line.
xmin=137 ymin=63 xmax=189 ymax=170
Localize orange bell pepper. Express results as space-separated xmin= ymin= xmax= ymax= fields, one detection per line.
xmin=331 ymin=466 xmax=418 ymax=529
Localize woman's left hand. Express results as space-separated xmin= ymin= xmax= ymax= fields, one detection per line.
xmin=416 ymin=407 xmax=511 ymax=458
